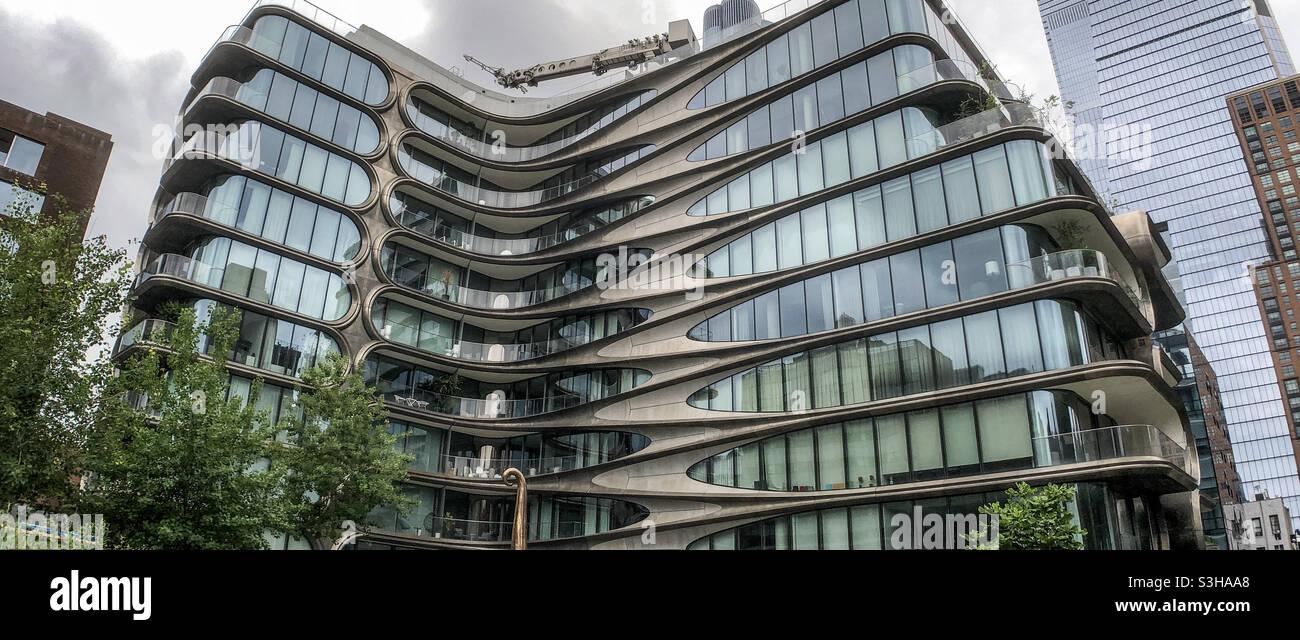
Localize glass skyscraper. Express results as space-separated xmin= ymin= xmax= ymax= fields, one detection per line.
xmin=1038 ymin=0 xmax=1300 ymax=527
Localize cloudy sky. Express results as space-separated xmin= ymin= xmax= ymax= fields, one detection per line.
xmin=1 ymin=0 xmax=1298 ymax=258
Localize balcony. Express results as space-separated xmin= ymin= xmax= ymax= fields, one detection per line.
xmin=385 ymin=263 xmax=592 ymax=310
xmin=397 ymin=144 xmax=652 ymax=209
xmin=905 ymin=101 xmax=1042 ymax=159
xmin=439 ymin=454 xmax=582 ymax=479
xmin=380 ymin=330 xmax=585 ymax=363
xmin=419 ymin=516 xmax=510 ymax=543
xmin=1032 ymin=424 xmax=1193 ymax=479
xmin=1006 ymin=249 xmax=1145 ymax=309
xmin=135 ymin=253 xmax=202 ymax=289
xmin=406 ymin=91 xmax=656 ymax=164
xmin=392 ymin=203 xmax=596 ymax=256
xmin=115 ymin=318 xmax=175 ymax=353
xmin=382 ymin=389 xmax=585 ymax=420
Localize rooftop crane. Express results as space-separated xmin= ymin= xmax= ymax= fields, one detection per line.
xmin=464 ymin=20 xmax=697 ymax=93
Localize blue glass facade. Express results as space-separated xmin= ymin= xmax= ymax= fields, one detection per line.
xmin=1039 ymin=0 xmax=1300 ymax=527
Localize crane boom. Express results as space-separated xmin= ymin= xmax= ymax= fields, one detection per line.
xmin=465 ymin=19 xmax=697 ymax=93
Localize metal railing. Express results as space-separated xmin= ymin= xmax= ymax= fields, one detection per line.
xmin=384 ymin=263 xmax=592 ymax=310
xmin=244 ymin=0 xmax=358 ymax=36
xmin=1031 ymin=424 xmax=1193 ymax=479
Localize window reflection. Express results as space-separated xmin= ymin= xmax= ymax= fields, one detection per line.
xmin=688 ymin=299 xmax=1126 ymax=412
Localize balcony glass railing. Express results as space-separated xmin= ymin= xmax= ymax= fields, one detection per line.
xmin=904 ymin=101 xmax=1041 ymax=159
xmin=1006 ymin=249 xmax=1145 ymax=310
xmin=382 ymin=389 xmax=588 ymax=420
xmin=397 ymin=146 xmax=651 ymax=209
xmin=439 ymin=454 xmax=583 ymax=479
xmin=385 ymin=263 xmax=591 ymax=310
xmin=420 ymin=517 xmax=511 ymax=542
xmin=406 ymin=91 xmax=656 ymax=163
xmin=116 ymin=318 xmax=175 ymax=352
xmin=244 ymin=0 xmax=358 ymax=36
xmin=382 ymin=330 xmax=591 ymax=363
xmin=391 ymin=203 xmax=588 ymax=256
xmin=1032 ymin=424 xmax=1193 ymax=479
xmin=135 ymin=253 xmax=201 ymax=288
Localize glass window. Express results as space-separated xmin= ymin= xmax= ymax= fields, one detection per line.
xmin=827 ymin=195 xmax=857 ymax=258
xmin=921 ymin=242 xmax=958 ymax=308
xmin=860 ymin=258 xmax=894 ymax=322
xmin=908 ymin=409 xmax=943 ymax=474
xmin=999 ymin=303 xmax=1043 ymax=376
xmin=942 ymin=156 xmax=981 ymax=223
xmin=854 ymin=185 xmax=886 ymax=248
xmin=929 ymin=318 xmax=969 ymax=389
xmin=817 ymin=75 xmax=845 ymax=126
xmin=876 ymin=109 xmax=907 ymax=167
xmin=779 ymin=282 xmax=808 ymax=338
xmin=869 ymin=331 xmax=901 ymax=398
xmin=831 ymin=266 xmax=865 ymax=327
xmin=889 ymin=250 xmax=925 ymax=315
xmin=848 ymin=121 xmax=879 ymax=178
xmin=842 ymin=62 xmax=871 ymax=114
xmin=911 ymin=165 xmax=947 ymax=233
xmin=811 ymin=11 xmax=839 ymax=68
xmin=866 ymin=51 xmax=898 ymax=105
xmin=882 ymin=175 xmax=915 ymax=242
xmin=774 ymin=154 xmax=799 ymax=202
xmin=877 ymin=414 xmax=909 ymax=482
xmin=805 ymin=274 xmax=835 ymax=334
xmin=822 ymin=131 xmax=851 ymax=187
xmin=746 ymin=47 xmax=769 ymax=94
xmin=835 ymin=0 xmax=865 ymax=56
xmin=974 ymin=145 xmax=1015 ymax=214
xmin=941 ymin=403 xmax=979 ymax=470
xmin=963 ymin=310 xmax=1005 ymax=382
xmin=953 ymin=228 xmax=1007 ymax=300
xmin=976 ymin=394 xmax=1032 ymax=465
xmin=755 ymin=290 xmax=781 ymax=340
xmin=1007 ymin=139 xmax=1051 ymax=205
xmin=789 ymin=22 xmax=815 ymax=77
xmin=801 ymin=205 xmax=830 ymax=264
xmin=898 ymin=325 xmax=935 ymax=394
xmin=766 ymin=34 xmax=792 ymax=86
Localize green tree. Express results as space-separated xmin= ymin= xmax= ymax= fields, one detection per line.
xmin=0 ymin=186 xmax=132 ymax=505
xmin=272 ymin=354 xmax=415 ymax=550
xmin=971 ymin=482 xmax=1087 ymax=550
xmin=84 ymin=305 xmax=285 ymax=549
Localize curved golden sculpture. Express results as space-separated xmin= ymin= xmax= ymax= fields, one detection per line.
xmin=502 ymin=468 xmax=527 ymax=550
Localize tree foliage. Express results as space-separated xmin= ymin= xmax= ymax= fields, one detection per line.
xmin=83 ymin=305 xmax=285 ymax=549
xmin=272 ymin=353 xmax=414 ymax=550
xmin=973 ymin=482 xmax=1087 ymax=550
xmin=0 ymin=186 xmax=131 ymax=505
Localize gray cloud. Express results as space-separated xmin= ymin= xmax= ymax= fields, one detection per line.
xmin=0 ymin=7 xmax=191 ymax=256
